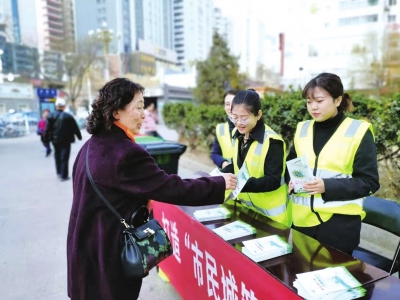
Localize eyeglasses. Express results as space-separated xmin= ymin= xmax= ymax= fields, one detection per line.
xmin=228 ymin=116 xmax=250 ymax=125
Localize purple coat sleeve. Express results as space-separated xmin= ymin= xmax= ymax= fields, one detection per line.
xmin=116 ymin=141 xmax=226 ymax=205
xmin=68 ymin=130 xmax=227 ymax=300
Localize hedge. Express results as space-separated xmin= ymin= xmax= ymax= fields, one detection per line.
xmin=162 ymin=91 xmax=400 ymax=200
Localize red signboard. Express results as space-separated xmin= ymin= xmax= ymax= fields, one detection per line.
xmin=153 ymin=202 xmax=301 ymax=300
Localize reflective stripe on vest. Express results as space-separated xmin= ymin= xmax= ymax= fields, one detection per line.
xmin=238 ymin=196 xmax=288 ymax=217
xmin=232 ymin=124 xmax=291 ymax=227
xmin=292 ymin=117 xmax=372 ymax=226
xmin=216 ymin=122 xmax=233 ymax=160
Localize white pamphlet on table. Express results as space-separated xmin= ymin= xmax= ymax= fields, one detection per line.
xmin=294 ymin=266 xmax=365 ymax=299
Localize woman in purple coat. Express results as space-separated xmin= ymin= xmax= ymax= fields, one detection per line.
xmin=67 ymin=78 xmax=237 ymax=300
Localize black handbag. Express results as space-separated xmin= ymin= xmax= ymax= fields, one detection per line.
xmin=85 ymin=145 xmax=173 ymax=279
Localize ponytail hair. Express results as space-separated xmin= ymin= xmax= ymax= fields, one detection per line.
xmin=339 ymin=93 xmax=354 ymax=113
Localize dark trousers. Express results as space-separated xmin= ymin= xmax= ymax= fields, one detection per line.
xmin=292 ymin=214 xmax=362 ymax=255
xmin=52 ymin=143 xmax=71 ymax=179
xmin=40 ymin=136 xmax=51 ymax=155
xmin=42 ymin=142 xmax=51 ymax=155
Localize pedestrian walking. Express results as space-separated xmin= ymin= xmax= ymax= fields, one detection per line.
xmin=67 ymin=78 xmax=237 ymax=300
xmin=37 ymin=109 xmax=51 ymax=156
xmin=44 ymin=98 xmax=82 ymax=181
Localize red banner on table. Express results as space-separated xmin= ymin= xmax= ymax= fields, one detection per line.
xmin=153 ymin=202 xmax=301 ymax=300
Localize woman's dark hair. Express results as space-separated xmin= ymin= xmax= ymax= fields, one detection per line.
xmin=223 ymin=89 xmax=239 ymax=100
xmin=302 ymin=73 xmax=354 ymax=112
xmin=86 ymin=78 xmax=144 ymax=134
xmin=231 ymin=89 xmax=264 ymax=122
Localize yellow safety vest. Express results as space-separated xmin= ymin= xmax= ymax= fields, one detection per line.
xmin=292 ymin=117 xmax=373 ymax=227
xmin=216 ymin=122 xmax=233 ymax=162
xmin=232 ymin=124 xmax=291 ymax=227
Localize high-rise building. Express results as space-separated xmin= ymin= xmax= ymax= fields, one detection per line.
xmin=213 ymin=7 xmax=230 ymax=41
xmin=172 ymin=0 xmax=214 ymax=69
xmin=0 ymin=0 xmax=15 ymax=43
xmin=280 ymin=0 xmax=399 ymax=89
xmin=213 ymin=3 xmax=276 ymax=81
xmin=134 ymin=0 xmax=173 ymax=49
xmin=17 ymin=0 xmax=76 ymax=53
xmin=227 ymin=7 xmax=269 ymax=80
xmin=75 ymin=0 xmax=134 ymax=55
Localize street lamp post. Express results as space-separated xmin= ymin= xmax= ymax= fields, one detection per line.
xmin=89 ymin=22 xmax=114 ymax=81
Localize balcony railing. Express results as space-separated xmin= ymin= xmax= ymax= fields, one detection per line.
xmin=46 ymin=4 xmax=62 ymax=13
xmin=46 ymin=0 xmax=62 ymax=7
xmin=43 ymin=27 xmax=64 ymax=35
xmin=45 ymin=11 xmax=62 ymax=20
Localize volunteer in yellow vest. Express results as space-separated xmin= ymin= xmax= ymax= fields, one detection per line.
xmin=211 ymin=90 xmax=238 ymax=168
xmin=221 ymin=89 xmax=291 ymax=227
xmin=287 ymin=73 xmax=380 ymax=255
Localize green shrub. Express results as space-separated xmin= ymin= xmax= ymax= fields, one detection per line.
xmin=162 ymin=92 xmax=400 ymax=201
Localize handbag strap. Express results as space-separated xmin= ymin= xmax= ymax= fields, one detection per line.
xmin=85 ymin=144 xmax=130 ymax=228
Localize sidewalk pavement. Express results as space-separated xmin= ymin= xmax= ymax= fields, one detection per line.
xmin=0 ymin=125 xmax=213 ymax=300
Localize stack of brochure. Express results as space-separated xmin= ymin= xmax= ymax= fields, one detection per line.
xmin=241 ymin=235 xmax=292 ymax=262
xmin=213 ymin=220 xmax=256 ymax=241
xmin=293 ymin=266 xmax=366 ymax=300
xmin=193 ymin=207 xmax=231 ymax=222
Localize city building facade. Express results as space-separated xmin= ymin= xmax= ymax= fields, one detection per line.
xmin=280 ymin=0 xmax=400 ymax=90
xmin=134 ymin=0 xmax=173 ymax=50
xmin=75 ymin=0 xmax=134 ymax=55
xmin=172 ymin=0 xmax=214 ymax=69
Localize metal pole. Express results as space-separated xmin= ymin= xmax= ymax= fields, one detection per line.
xmin=24 ymin=115 xmax=29 ymax=134
xmin=104 ymin=55 xmax=110 ymax=82
xmin=0 ymin=49 xmax=4 ymax=84
xmin=87 ymin=77 xmax=93 ymax=113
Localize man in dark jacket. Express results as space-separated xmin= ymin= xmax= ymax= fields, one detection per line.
xmin=44 ymin=98 xmax=82 ymax=181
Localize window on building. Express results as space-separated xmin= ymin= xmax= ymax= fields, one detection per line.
xmin=389 ymin=0 xmax=397 ymax=5
xmin=174 ymin=0 xmax=183 ymax=3
xmin=339 ymin=0 xmax=378 ymax=10
xmin=174 ymin=25 xmax=183 ymax=29
xmin=177 ymin=56 xmax=184 ymax=60
xmin=338 ymin=14 xmax=378 ymax=26
xmin=388 ymin=15 xmax=396 ymax=22
xmin=175 ymin=44 xmax=183 ymax=48
xmin=18 ymin=104 xmax=28 ymax=111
